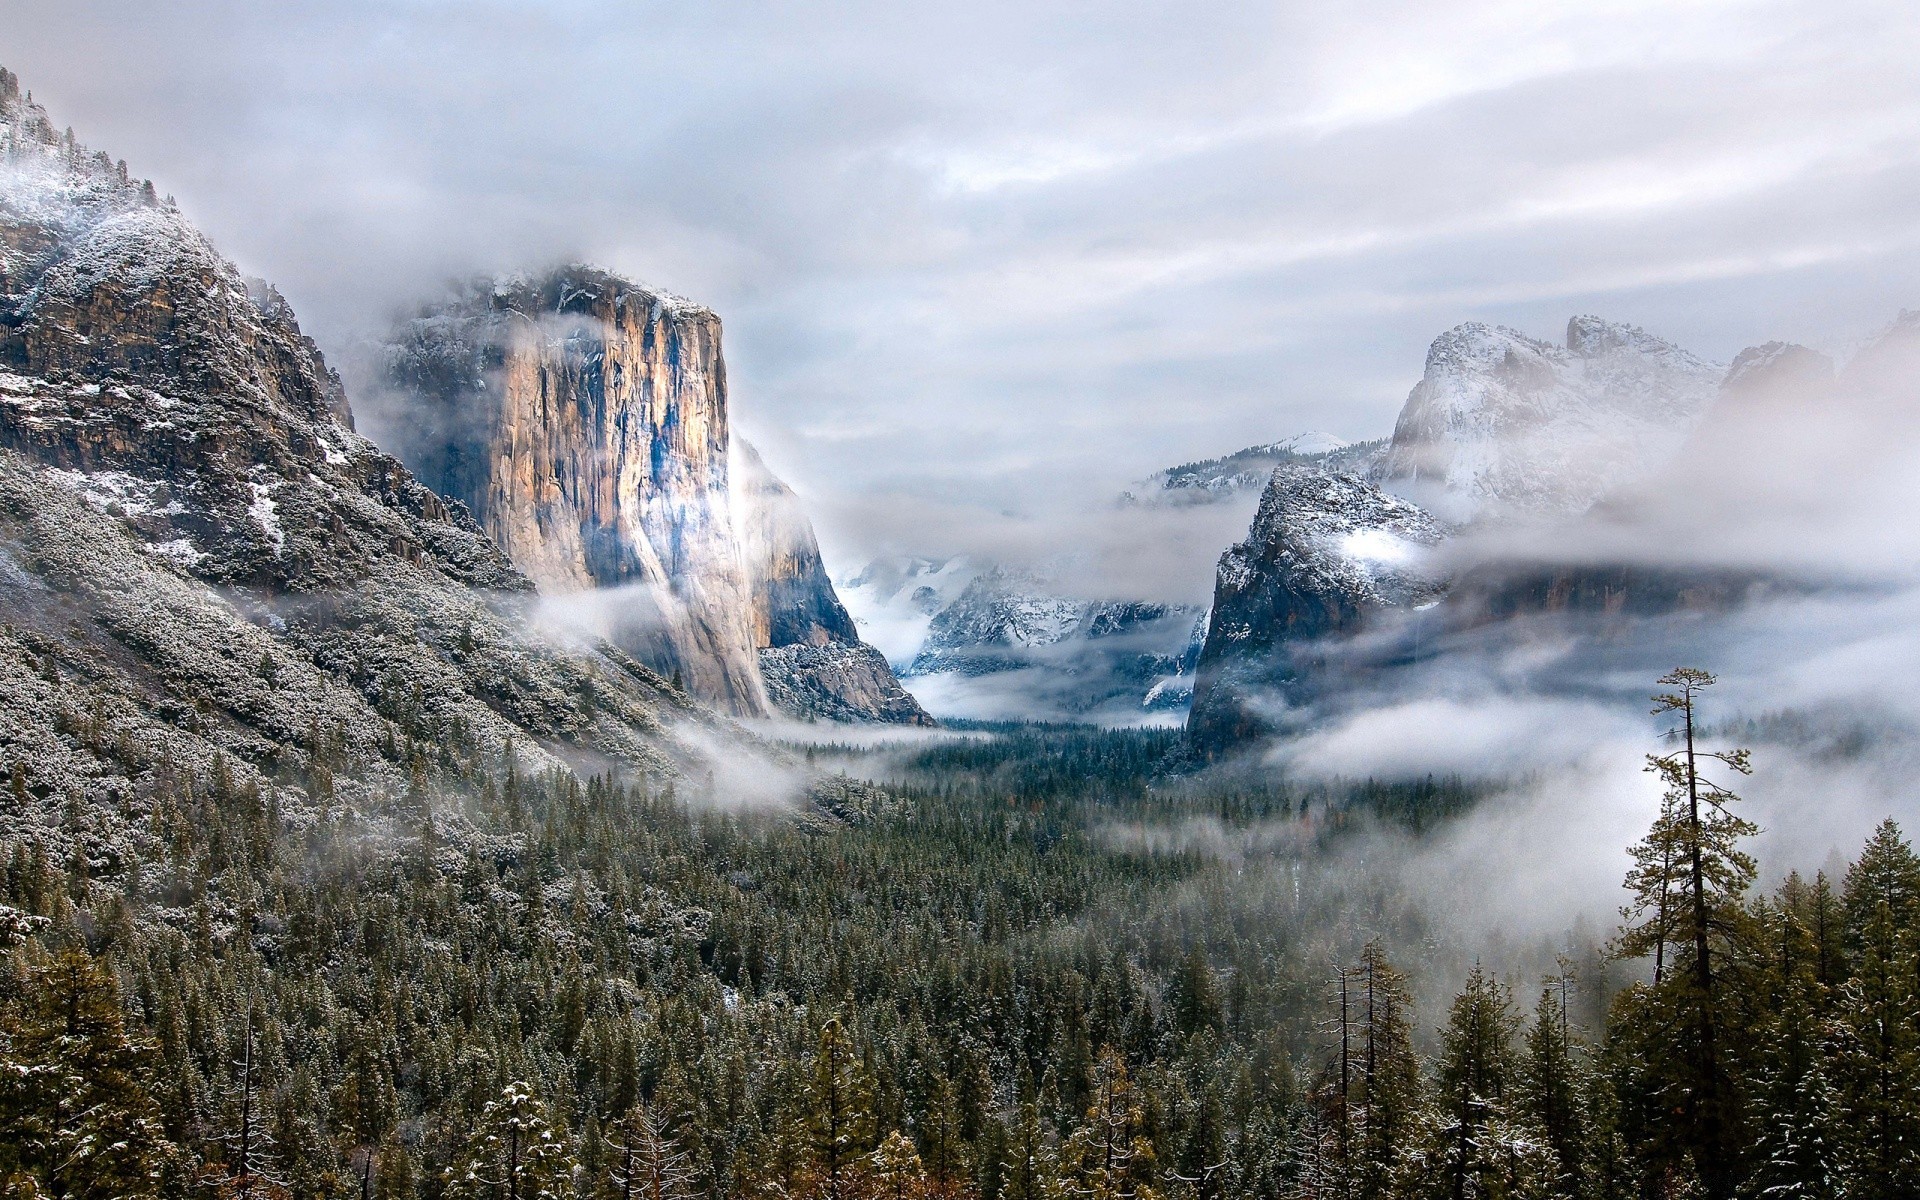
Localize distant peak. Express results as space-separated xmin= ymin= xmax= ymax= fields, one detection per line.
xmin=1722 ymin=341 xmax=1832 ymax=398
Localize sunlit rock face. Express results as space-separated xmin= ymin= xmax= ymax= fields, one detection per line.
xmin=385 ymin=268 xmax=928 ymax=724
xmin=1187 ymin=467 xmax=1445 ymax=756
xmin=385 ymin=268 xmax=770 ymax=715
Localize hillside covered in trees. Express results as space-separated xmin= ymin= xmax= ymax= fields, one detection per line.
xmin=2 ymin=671 xmax=1916 ymax=1200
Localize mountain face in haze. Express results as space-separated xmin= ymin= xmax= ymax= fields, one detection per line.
xmin=838 ymin=559 xmax=1205 ymax=719
xmin=1122 ymin=432 xmax=1388 ymax=507
xmin=732 ymin=442 xmax=933 ymax=725
xmin=1187 ymin=317 xmax=1735 ymax=755
xmin=1377 ymin=316 xmax=1722 ymax=525
xmin=383 ymin=269 xmax=928 ymax=725
xmin=0 ymin=70 xmax=735 ymax=834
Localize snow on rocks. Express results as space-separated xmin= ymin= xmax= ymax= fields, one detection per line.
xmin=1378 ymin=317 xmax=1722 ymax=525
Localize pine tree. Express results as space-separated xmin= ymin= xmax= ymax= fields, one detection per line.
xmin=1828 ymin=821 xmax=1920 ymax=1199
xmin=443 ymin=1082 xmax=578 ymax=1200
xmin=1614 ymin=668 xmax=1757 ymax=1200
xmin=1519 ymin=969 xmax=1590 ymax=1198
xmin=0 ymin=946 xmax=180 ymax=1199
xmin=1058 ymin=1047 xmax=1156 ymax=1200
xmin=870 ymin=1130 xmax=932 ymax=1200
xmin=1352 ymin=944 xmax=1421 ymax=1200
xmin=604 ymin=1100 xmax=693 ymax=1200
xmin=1419 ymin=965 xmax=1540 ymax=1200
xmin=1739 ymin=979 xmax=1839 ymax=1200
xmin=807 ymin=1018 xmax=879 ymax=1200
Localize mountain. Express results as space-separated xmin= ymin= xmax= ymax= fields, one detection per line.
xmin=732 ymin=441 xmax=934 ymax=725
xmin=381 ymin=269 xmax=929 ymax=725
xmin=1377 ymin=316 xmax=1722 ymax=525
xmin=836 ymin=556 xmax=1205 ymax=720
xmin=0 ymin=69 xmax=759 ymax=837
xmin=1123 ymin=432 xmax=1388 ymax=506
xmin=1187 ymin=467 xmax=1445 ymax=752
xmin=905 ymin=568 xmax=1206 ymax=714
xmin=1186 ymin=316 xmax=1737 ymax=755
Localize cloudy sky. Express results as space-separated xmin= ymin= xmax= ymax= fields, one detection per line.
xmin=8 ymin=0 xmax=1920 ymax=570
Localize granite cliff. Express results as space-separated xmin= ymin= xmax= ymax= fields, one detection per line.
xmin=733 ymin=441 xmax=932 ymax=725
xmin=383 ymin=269 xmax=927 ymax=724
xmin=1186 ymin=467 xmax=1445 ymax=752
xmin=1187 ymin=317 xmax=1751 ymax=756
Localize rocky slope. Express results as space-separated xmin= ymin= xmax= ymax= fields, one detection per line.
xmin=1186 ymin=317 xmax=1736 ymax=754
xmin=382 ymin=269 xmax=926 ymax=725
xmin=1377 ymin=316 xmax=1722 ymax=525
xmin=0 ymin=68 xmax=768 ymax=858
xmin=1187 ymin=467 xmax=1445 ymax=752
xmin=733 ymin=441 xmax=932 ymax=724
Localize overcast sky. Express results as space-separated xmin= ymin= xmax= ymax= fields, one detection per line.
xmin=8 ymin=0 xmax=1920 ymax=569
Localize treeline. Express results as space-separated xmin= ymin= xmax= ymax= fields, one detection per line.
xmin=0 ymin=673 xmax=1913 ymax=1199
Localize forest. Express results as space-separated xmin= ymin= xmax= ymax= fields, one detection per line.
xmin=1 ymin=671 xmax=1916 ymax=1200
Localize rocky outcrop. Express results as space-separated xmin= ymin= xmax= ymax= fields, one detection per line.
xmin=1378 ymin=316 xmax=1722 ymax=525
xmin=0 ymin=69 xmax=738 ymax=843
xmin=759 ymin=642 xmax=935 ymax=725
xmin=733 ymin=440 xmax=932 ymax=725
xmin=384 ymin=268 xmax=926 ymax=724
xmin=1187 ymin=467 xmax=1444 ymax=754
xmin=385 ymin=268 xmax=770 ymax=714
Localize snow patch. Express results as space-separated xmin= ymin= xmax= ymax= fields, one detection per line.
xmin=248 ymin=481 xmax=285 ymax=556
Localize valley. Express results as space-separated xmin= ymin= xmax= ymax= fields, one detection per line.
xmin=2 ymin=46 xmax=1918 ymax=1200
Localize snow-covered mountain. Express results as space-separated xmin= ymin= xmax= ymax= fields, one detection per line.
xmin=838 ymin=557 xmax=1205 ymax=720
xmin=0 ymin=68 xmax=748 ymax=830
xmin=1187 ymin=315 xmax=1741 ymax=754
xmin=1377 ymin=316 xmax=1722 ymax=525
xmin=1187 ymin=467 xmax=1446 ymax=752
xmin=1124 ymin=432 xmax=1388 ymax=506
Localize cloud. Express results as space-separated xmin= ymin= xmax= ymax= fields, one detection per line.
xmin=6 ymin=0 xmax=1920 ymax=581
xmin=1282 ymin=695 xmax=1639 ymax=781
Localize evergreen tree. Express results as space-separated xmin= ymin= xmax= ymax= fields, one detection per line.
xmin=1419 ymin=966 xmax=1545 ymax=1200
xmin=0 ymin=946 xmax=180 ymax=1199
xmin=443 ymin=1082 xmax=578 ymax=1200
xmin=807 ymin=1018 xmax=879 ymax=1200
xmin=1519 ymin=971 xmax=1590 ymax=1199
xmin=1058 ymin=1047 xmax=1156 ymax=1200
xmin=1353 ymin=944 xmax=1422 ymax=1200
xmin=1828 ymin=821 xmax=1920 ymax=1199
xmin=1614 ymin=669 xmax=1757 ymax=1200
xmin=604 ymin=1100 xmax=694 ymax=1200
xmin=870 ymin=1130 xmax=932 ymax=1200
xmin=1738 ymin=980 xmax=1839 ymax=1200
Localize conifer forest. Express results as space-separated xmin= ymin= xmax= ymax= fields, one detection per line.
xmin=4 ymin=672 xmax=1916 ymax=1199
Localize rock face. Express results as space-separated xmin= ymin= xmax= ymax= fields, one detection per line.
xmin=0 ymin=68 xmax=731 ymax=841
xmin=1187 ymin=467 xmax=1444 ymax=754
xmin=733 ymin=441 xmax=932 ymax=725
xmin=1378 ymin=316 xmax=1722 ymax=525
xmin=384 ymin=269 xmax=927 ymax=724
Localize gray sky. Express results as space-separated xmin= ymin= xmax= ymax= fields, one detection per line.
xmin=8 ymin=0 xmax=1920 ymax=572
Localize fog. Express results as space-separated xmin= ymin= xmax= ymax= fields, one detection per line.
xmin=7 ymin=0 xmax=1920 ymax=574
